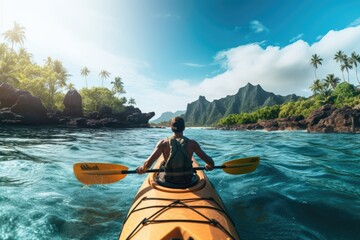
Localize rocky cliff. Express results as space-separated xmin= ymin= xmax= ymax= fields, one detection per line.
xmin=184 ymin=83 xmax=300 ymax=126
xmin=150 ymin=110 xmax=186 ymax=123
xmin=0 ymin=83 xmax=155 ymax=128
xmin=217 ymin=104 xmax=360 ymax=133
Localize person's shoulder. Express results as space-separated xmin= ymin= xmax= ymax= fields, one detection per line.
xmin=183 ymin=136 xmax=195 ymax=141
xmin=158 ymin=138 xmax=169 ymax=145
xmin=154 ymin=138 xmax=168 ymax=149
xmin=186 ymin=138 xmax=199 ymax=146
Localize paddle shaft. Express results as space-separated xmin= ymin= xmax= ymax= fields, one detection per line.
xmin=123 ymin=163 xmax=254 ymax=174
xmin=73 ymin=156 xmax=260 ymax=184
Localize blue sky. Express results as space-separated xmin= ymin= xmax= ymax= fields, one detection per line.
xmin=1 ymin=0 xmax=360 ymax=118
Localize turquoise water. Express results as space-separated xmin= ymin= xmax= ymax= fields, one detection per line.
xmin=0 ymin=127 xmax=359 ymax=240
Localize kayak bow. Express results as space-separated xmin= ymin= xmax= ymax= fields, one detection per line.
xmin=118 ymin=156 xmax=259 ymax=240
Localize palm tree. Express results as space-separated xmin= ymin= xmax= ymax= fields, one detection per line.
xmin=310 ymin=54 xmax=323 ymax=80
xmin=340 ymin=56 xmax=352 ymax=83
xmin=52 ymin=60 xmax=70 ymax=85
xmin=17 ymin=47 xmax=33 ymax=65
xmin=111 ymin=76 xmax=126 ymax=97
xmin=66 ymin=83 xmax=75 ymax=91
xmin=323 ymin=74 xmax=340 ymax=90
xmin=44 ymin=57 xmax=53 ymax=66
xmin=0 ymin=46 xmax=18 ymax=85
xmin=99 ymin=70 xmax=111 ymax=87
xmin=334 ymin=50 xmax=346 ymax=82
xmin=310 ymin=79 xmax=323 ymax=96
xmin=81 ymin=67 xmax=90 ymax=88
xmin=349 ymin=51 xmax=360 ymax=84
xmin=128 ymin=98 xmax=136 ymax=106
xmin=3 ymin=21 xmax=26 ymax=50
xmin=44 ymin=58 xmax=70 ymax=110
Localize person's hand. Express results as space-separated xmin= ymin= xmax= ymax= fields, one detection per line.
xmin=136 ymin=166 xmax=147 ymax=174
xmin=205 ymin=164 xmax=214 ymax=171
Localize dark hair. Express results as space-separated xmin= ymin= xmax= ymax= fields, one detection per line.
xmin=170 ymin=116 xmax=185 ymax=133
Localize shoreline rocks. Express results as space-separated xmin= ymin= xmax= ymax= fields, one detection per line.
xmin=0 ymin=83 xmax=155 ymax=128
xmin=217 ymin=104 xmax=360 ymax=133
xmin=1 ymin=83 xmax=359 ymax=133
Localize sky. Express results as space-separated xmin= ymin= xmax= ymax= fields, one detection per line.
xmin=1 ymin=0 xmax=360 ymax=119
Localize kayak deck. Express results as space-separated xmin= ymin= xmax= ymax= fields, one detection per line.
xmin=119 ymin=157 xmax=240 ymax=240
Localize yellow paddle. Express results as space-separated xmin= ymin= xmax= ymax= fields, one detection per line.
xmin=73 ymin=156 xmax=260 ymax=185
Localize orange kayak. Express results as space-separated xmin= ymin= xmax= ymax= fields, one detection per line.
xmin=119 ymin=156 xmax=240 ymax=240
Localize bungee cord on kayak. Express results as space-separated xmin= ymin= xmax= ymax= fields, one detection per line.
xmin=123 ymin=197 xmax=237 ymax=240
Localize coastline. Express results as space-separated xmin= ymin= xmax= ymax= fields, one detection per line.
xmin=215 ymin=104 xmax=360 ymax=134
xmin=0 ymin=83 xmax=155 ymax=129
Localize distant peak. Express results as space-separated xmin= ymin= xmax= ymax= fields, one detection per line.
xmin=245 ymin=82 xmax=261 ymax=88
xmin=236 ymin=83 xmax=265 ymax=95
xmin=199 ymin=95 xmax=207 ymax=101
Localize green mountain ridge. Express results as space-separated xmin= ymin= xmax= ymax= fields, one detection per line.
xmin=150 ymin=110 xmax=186 ymax=123
xmin=184 ymin=83 xmax=300 ymax=126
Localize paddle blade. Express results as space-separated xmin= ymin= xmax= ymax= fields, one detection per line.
xmin=73 ymin=163 xmax=129 ymax=185
xmin=222 ymin=156 xmax=260 ymax=174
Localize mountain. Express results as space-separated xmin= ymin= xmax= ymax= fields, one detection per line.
xmin=150 ymin=110 xmax=186 ymax=123
xmin=184 ymin=83 xmax=300 ymax=126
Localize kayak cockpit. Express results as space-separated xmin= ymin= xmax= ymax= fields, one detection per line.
xmin=155 ymin=173 xmax=199 ymax=189
xmin=149 ymin=171 xmax=206 ymax=193
xmin=119 ymin=157 xmax=240 ymax=240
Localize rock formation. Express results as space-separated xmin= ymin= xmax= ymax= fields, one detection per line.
xmin=0 ymin=83 xmax=154 ymax=128
xmin=11 ymin=94 xmax=48 ymax=124
xmin=63 ymin=90 xmax=83 ymax=117
xmin=218 ymin=104 xmax=360 ymax=133
xmin=184 ymin=83 xmax=300 ymax=126
xmin=306 ymin=104 xmax=360 ymax=133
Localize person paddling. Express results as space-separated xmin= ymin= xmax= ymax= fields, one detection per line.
xmin=136 ymin=116 xmax=214 ymax=184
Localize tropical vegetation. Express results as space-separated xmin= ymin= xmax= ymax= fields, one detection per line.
xmin=0 ymin=22 xmax=135 ymax=113
xmin=218 ymin=51 xmax=360 ymax=126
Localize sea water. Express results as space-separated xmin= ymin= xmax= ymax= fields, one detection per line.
xmin=0 ymin=127 xmax=359 ymax=240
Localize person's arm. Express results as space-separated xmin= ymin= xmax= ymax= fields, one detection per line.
xmin=193 ymin=141 xmax=215 ymax=171
xmin=136 ymin=139 xmax=164 ymax=174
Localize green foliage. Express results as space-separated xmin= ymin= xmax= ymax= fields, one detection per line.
xmin=252 ymin=105 xmax=281 ymax=120
xmin=218 ymin=84 xmax=360 ymax=127
xmin=218 ymin=113 xmax=254 ymax=126
xmin=332 ymin=82 xmax=360 ymax=107
xmin=1 ymin=22 xmax=133 ymax=114
xmin=218 ymin=105 xmax=281 ymax=126
xmin=111 ymin=76 xmax=126 ymax=96
xmin=334 ymin=95 xmax=360 ymax=108
xmin=279 ymin=99 xmax=320 ymax=118
xmin=80 ymin=87 xmax=126 ymax=113
xmin=0 ymin=43 xmax=19 ymax=86
xmin=332 ymin=82 xmax=357 ymax=98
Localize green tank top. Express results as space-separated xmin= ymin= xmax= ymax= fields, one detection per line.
xmin=163 ymin=136 xmax=194 ymax=183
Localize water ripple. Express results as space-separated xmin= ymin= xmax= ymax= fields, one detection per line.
xmin=0 ymin=127 xmax=359 ymax=240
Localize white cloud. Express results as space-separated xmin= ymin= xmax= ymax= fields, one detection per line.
xmin=349 ymin=17 xmax=360 ymax=27
xmin=289 ymin=33 xmax=304 ymax=43
xmin=316 ymin=35 xmax=323 ymax=41
xmin=3 ymin=1 xmax=360 ymax=119
xmin=166 ymin=26 xmax=360 ymax=109
xmin=184 ymin=62 xmax=207 ymax=68
xmin=249 ymin=20 xmax=269 ymax=34
xmin=124 ymin=26 xmax=360 ymax=117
